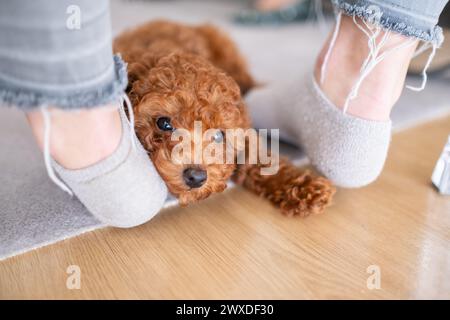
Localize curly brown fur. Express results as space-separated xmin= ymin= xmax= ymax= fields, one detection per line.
xmin=114 ymin=20 xmax=335 ymax=215
xmin=233 ymin=157 xmax=336 ymax=216
xmin=114 ymin=20 xmax=255 ymax=95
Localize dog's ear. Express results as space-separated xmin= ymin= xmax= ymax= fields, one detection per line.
xmin=237 ymin=99 xmax=252 ymax=129
xmin=126 ymin=62 xmax=153 ymax=106
xmin=195 ymin=24 xmax=256 ymax=95
xmin=118 ymin=47 xmax=168 ymax=106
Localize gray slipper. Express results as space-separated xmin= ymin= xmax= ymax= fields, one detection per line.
xmin=51 ymin=106 xmax=168 ymax=228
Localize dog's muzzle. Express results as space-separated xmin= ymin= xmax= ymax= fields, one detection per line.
xmin=183 ymin=167 xmax=207 ymax=188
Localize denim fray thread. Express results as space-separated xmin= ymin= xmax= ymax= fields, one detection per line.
xmin=332 ymin=0 xmax=444 ymax=47
xmin=0 ymin=54 xmax=128 ymax=110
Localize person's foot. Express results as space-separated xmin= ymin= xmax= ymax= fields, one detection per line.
xmin=26 ymin=105 xmax=122 ymax=170
xmin=26 ymin=104 xmax=168 ymax=228
xmin=246 ymin=14 xmax=420 ymax=187
xmin=315 ymin=15 xmax=418 ymax=121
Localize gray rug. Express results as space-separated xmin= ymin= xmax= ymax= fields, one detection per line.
xmin=1 ymin=0 xmax=450 ymax=261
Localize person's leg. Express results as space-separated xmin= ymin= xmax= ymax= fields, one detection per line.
xmin=0 ymin=0 xmax=167 ymax=227
xmin=246 ymin=0 xmax=448 ymax=187
xmin=315 ymin=15 xmax=418 ymax=121
xmin=26 ymin=106 xmax=122 ymax=170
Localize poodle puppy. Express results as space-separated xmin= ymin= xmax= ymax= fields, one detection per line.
xmin=114 ymin=20 xmax=335 ymax=216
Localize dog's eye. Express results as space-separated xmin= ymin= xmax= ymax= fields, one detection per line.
xmin=212 ymin=130 xmax=224 ymax=143
xmin=156 ymin=117 xmax=173 ymax=131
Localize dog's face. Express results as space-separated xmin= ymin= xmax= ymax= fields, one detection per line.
xmin=130 ymin=53 xmax=251 ymax=204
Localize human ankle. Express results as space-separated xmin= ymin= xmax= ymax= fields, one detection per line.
xmin=314 ymin=15 xmax=418 ymax=121
xmin=27 ymin=105 xmax=122 ymax=170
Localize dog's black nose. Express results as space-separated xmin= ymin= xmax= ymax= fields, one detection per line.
xmin=183 ymin=168 xmax=207 ymax=188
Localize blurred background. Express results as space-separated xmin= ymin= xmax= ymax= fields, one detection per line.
xmin=110 ymin=0 xmax=450 ymax=129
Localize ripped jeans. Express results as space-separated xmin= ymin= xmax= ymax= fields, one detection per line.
xmin=0 ymin=0 xmax=448 ymax=111
xmin=333 ymin=0 xmax=447 ymax=45
xmin=320 ymin=0 xmax=449 ymax=112
xmin=0 ymin=0 xmax=127 ymax=110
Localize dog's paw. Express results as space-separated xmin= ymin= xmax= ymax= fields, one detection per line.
xmin=276 ymin=173 xmax=336 ymax=217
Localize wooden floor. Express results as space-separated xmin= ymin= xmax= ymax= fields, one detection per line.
xmin=1 ymin=116 xmax=449 ymax=299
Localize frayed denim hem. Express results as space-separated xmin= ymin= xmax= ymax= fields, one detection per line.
xmin=332 ymin=0 xmax=444 ymax=47
xmin=0 ymin=54 xmax=128 ymax=111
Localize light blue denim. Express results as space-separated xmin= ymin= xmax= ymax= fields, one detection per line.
xmin=0 ymin=0 xmax=127 ymax=110
xmin=0 ymin=0 xmax=448 ymax=110
xmin=333 ymin=0 xmax=448 ymax=45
